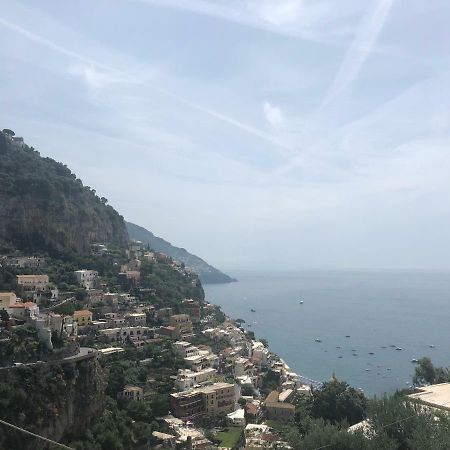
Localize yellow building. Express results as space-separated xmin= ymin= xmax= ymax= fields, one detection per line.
xmin=203 ymin=382 xmax=237 ymax=415
xmin=73 ymin=309 xmax=93 ymax=327
xmin=169 ymin=314 xmax=193 ymax=338
xmin=0 ymin=292 xmax=17 ymax=309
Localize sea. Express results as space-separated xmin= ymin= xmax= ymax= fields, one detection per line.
xmin=204 ymin=269 xmax=450 ymax=396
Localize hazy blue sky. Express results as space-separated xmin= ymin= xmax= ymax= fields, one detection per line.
xmin=2 ymin=1 xmax=450 ymax=271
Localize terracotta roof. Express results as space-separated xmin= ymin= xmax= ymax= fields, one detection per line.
xmin=246 ymin=403 xmax=259 ymax=415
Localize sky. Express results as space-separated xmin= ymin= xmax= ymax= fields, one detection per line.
xmin=1 ymin=0 xmax=450 ymax=271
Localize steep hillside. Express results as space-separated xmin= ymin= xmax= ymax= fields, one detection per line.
xmin=0 ymin=356 xmax=105 ymax=450
xmin=126 ymin=222 xmax=236 ymax=284
xmin=0 ymin=130 xmax=128 ymax=257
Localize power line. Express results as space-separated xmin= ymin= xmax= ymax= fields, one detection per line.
xmin=0 ymin=419 xmax=74 ymax=450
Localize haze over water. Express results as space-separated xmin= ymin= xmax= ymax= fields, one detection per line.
xmin=205 ymin=270 xmax=450 ymax=396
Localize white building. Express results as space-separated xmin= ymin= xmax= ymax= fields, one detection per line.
xmin=74 ymin=270 xmax=98 ymax=289
xmin=173 ymin=341 xmax=200 ymax=359
xmin=175 ymin=367 xmax=217 ymax=391
xmin=99 ymin=326 xmax=152 ymax=342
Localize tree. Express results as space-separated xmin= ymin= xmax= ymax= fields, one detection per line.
xmin=413 ymin=357 xmax=436 ymax=385
xmin=310 ymin=377 xmax=367 ymax=425
xmin=241 ymin=384 xmax=254 ymax=396
xmin=414 ymin=357 xmax=450 ymax=386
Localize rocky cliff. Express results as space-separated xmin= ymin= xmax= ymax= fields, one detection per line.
xmin=0 ymin=130 xmax=128 ymax=257
xmin=0 ymin=356 xmax=105 ymax=449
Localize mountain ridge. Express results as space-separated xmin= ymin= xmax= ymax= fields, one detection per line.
xmin=126 ymin=221 xmax=236 ymax=284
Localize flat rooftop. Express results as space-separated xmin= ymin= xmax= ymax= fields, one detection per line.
xmin=408 ymin=383 xmax=450 ymax=410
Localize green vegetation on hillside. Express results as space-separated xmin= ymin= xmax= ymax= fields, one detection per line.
xmin=0 ymin=131 xmax=128 ymax=257
xmin=126 ymin=221 xmax=235 ymax=284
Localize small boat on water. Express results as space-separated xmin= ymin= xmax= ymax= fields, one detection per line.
xmin=315 ymin=339 xmax=322 ymax=343
xmin=338 ymin=356 xmax=343 ymax=359
xmin=387 ymin=368 xmax=392 ymax=371
xmin=411 ymin=358 xmax=419 ymax=363
xmin=336 ymin=346 xmax=341 ymax=349
xmin=250 ymin=309 xmax=256 ymax=312
xmin=395 ymin=347 xmax=402 ymax=351
xmin=299 ymin=300 xmax=304 ymax=304
xmin=429 ymin=345 xmax=435 ymax=348
xmin=345 ymin=335 xmax=351 ymax=338
xmin=369 ymin=352 xmax=375 ymax=355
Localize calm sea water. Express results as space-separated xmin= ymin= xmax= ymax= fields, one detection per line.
xmin=204 ymin=270 xmax=450 ymax=396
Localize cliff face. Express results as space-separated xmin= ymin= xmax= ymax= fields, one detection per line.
xmin=0 ymin=131 xmax=128 ymax=256
xmin=0 ymin=356 xmax=105 ymax=449
xmin=126 ymin=221 xmax=236 ymax=284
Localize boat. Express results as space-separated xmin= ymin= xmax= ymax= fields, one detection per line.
xmin=395 ymin=347 xmax=402 ymax=351
xmin=411 ymin=358 xmax=419 ymax=363
xmin=336 ymin=346 xmax=341 ymax=349
xmin=429 ymin=345 xmax=435 ymax=348
xmin=315 ymin=339 xmax=322 ymax=343
xmin=345 ymin=335 xmax=351 ymax=338
xmin=299 ymin=300 xmax=304 ymax=304
xmin=369 ymin=352 xmax=374 ymax=355
xmin=338 ymin=356 xmax=343 ymax=359
xmin=250 ymin=309 xmax=256 ymax=312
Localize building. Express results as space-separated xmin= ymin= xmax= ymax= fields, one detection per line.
xmin=408 ymin=383 xmax=450 ymax=411
xmin=73 ymin=310 xmax=93 ymax=327
xmin=118 ymin=271 xmax=140 ymax=288
xmin=99 ymin=326 xmax=152 ymax=343
xmin=170 ymin=390 xmax=205 ymax=421
xmin=183 ymin=299 xmax=201 ymax=322
xmin=0 ymin=292 xmax=17 ymax=309
xmin=74 ymin=270 xmax=98 ymax=289
xmin=234 ymin=357 xmax=254 ymax=377
xmin=3 ymin=256 xmax=45 ymax=269
xmin=227 ymin=408 xmax=246 ymax=427
xmin=244 ymin=424 xmax=291 ymax=450
xmin=159 ymin=325 xmax=179 ymax=338
xmin=16 ymin=274 xmax=49 ymax=292
xmin=169 ymin=314 xmax=193 ymax=338
xmin=7 ymin=301 xmax=39 ymax=319
xmin=170 ymin=382 xmax=238 ymax=420
xmin=120 ymin=386 xmax=144 ymax=402
xmin=202 ymin=382 xmax=238 ymax=416
xmin=184 ymin=352 xmax=218 ymax=372
xmin=125 ymin=313 xmax=146 ymax=327
xmin=173 ymin=341 xmax=200 ymax=358
xmin=175 ymin=367 xmax=217 ymax=391
xmin=264 ymin=391 xmax=295 ymax=421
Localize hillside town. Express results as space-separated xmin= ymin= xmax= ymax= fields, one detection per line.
xmin=3 ymin=239 xmax=450 ymax=449
xmin=0 ymin=239 xmax=313 ymax=449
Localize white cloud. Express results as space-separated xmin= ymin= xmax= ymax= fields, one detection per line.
xmin=68 ymin=63 xmax=127 ymax=90
xmin=263 ymin=101 xmax=284 ymax=129
xmin=246 ymin=0 xmax=303 ymax=26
